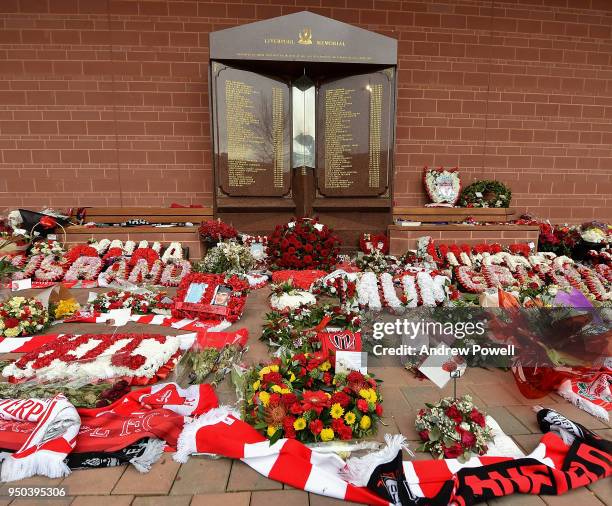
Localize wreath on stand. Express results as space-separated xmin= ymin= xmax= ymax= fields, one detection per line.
xmin=459 ymin=180 xmax=512 ymax=208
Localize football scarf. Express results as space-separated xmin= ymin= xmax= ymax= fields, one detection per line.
xmin=175 ymin=406 xmax=611 ymax=506
xmin=0 ymin=383 xmax=219 ymax=480
xmin=0 ymin=395 xmax=80 ymax=481
xmin=174 ymin=407 xmax=389 ymax=506
xmin=66 ymin=438 xmax=165 ymax=473
xmin=557 ymin=369 xmax=611 ymax=422
xmin=344 ymin=407 xmax=612 ymax=505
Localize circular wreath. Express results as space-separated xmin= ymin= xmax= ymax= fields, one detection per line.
xmin=266 ymin=218 xmax=341 ymax=270
xmin=459 ymin=180 xmax=512 ymax=208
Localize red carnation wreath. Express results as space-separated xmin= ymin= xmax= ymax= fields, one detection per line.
xmin=173 ymin=272 xmax=249 ymax=323
xmin=266 ymin=218 xmax=341 ymax=270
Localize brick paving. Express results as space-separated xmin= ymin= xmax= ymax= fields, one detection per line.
xmin=0 ymin=287 xmax=609 ymax=505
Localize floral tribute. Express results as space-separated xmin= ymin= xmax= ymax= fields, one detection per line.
xmin=260 ymin=304 xmax=362 ymax=353
xmin=459 ymin=180 xmax=511 ymax=208
xmin=244 ymin=352 xmax=382 ymax=444
xmin=4 ymin=240 xmax=193 ymax=287
xmin=173 ymin=272 xmax=249 ymax=323
xmin=266 ymin=218 xmax=341 ymax=270
xmin=199 ymin=219 xmax=237 ymax=244
xmin=0 ymin=296 xmax=50 ymax=337
xmin=415 ymin=395 xmax=494 ymax=460
xmin=269 ymin=282 xmax=317 ymax=312
xmin=424 ymin=167 xmax=461 ymax=206
xmin=359 ymin=233 xmax=389 ymax=255
xmin=91 ymin=290 xmax=172 ymax=315
xmin=2 ymin=333 xmax=182 ymax=384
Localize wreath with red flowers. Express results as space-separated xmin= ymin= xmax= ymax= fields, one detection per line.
xmin=199 ymin=219 xmax=237 ymax=244
xmin=244 ymin=352 xmax=382 ymax=444
xmin=267 ymin=218 xmax=341 ymax=270
xmin=173 ymin=272 xmax=249 ymax=323
xmin=359 ymin=233 xmax=389 ymax=255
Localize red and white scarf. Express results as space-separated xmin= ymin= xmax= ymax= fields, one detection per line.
xmin=174 ymin=407 xmax=389 ymax=506
xmin=175 ymin=407 xmax=611 ymax=506
xmin=0 ymin=395 xmax=80 ymax=482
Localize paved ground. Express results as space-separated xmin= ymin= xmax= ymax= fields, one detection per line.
xmin=0 ymin=286 xmax=610 ymax=505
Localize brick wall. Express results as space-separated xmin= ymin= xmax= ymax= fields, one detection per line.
xmin=1 ymin=0 xmax=611 ymax=223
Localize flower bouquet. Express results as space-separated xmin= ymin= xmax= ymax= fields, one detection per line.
xmin=269 ymin=282 xmax=317 ymax=311
xmin=199 ymin=219 xmax=238 ymax=246
xmin=195 ymin=241 xmax=254 ymax=274
xmin=91 ymin=290 xmax=172 ymax=315
xmin=0 ymin=296 xmax=50 ymax=337
xmin=244 ymin=352 xmax=382 ymax=444
xmin=267 ymin=218 xmax=341 ymax=270
xmin=260 ymin=304 xmax=361 ymax=353
xmin=415 ymin=395 xmax=493 ymax=461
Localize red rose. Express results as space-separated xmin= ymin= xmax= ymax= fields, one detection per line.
xmin=445 ymin=405 xmax=463 ymax=424
xmin=309 ymin=419 xmax=323 ymax=436
xmin=39 ymin=215 xmax=57 ymax=229
xmin=469 ymin=408 xmax=486 ymax=428
xmin=443 ymin=443 xmax=464 ymax=458
xmin=418 ymin=430 xmax=430 ymax=441
xmin=357 ymin=399 xmax=369 ymax=413
xmin=4 ymin=318 xmax=19 ymax=328
xmin=304 ymin=243 xmax=313 ymax=253
xmin=460 ymin=429 xmax=476 ymax=448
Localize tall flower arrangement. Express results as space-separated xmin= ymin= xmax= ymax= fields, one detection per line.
xmin=266 ymin=218 xmax=341 ymax=270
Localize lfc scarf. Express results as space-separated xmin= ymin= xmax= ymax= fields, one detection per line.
xmin=175 ymin=407 xmax=388 ymax=506
xmin=175 ymin=406 xmax=611 ymax=506
xmin=0 ymin=395 xmax=80 ymax=481
xmin=0 ymin=383 xmax=219 ymax=480
xmin=345 ymin=407 xmax=611 ymax=505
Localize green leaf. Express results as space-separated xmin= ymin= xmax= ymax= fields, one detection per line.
xmin=429 ymin=427 xmax=441 ymax=442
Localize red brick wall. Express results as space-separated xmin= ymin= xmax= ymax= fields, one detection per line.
xmin=1 ymin=0 xmax=611 ymax=222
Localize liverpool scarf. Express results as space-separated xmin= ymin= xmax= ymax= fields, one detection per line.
xmin=176 ymin=406 xmax=611 ymax=506
xmin=344 ymin=407 xmax=611 ymax=505
xmin=0 ymin=395 xmax=80 ymax=481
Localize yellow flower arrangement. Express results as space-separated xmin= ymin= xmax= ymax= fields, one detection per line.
xmin=54 ymin=298 xmax=80 ymax=319
xmin=359 ymin=415 xmax=372 ymax=430
xmin=344 ymin=412 xmax=356 ymax=425
xmin=293 ymin=418 xmax=306 ymax=431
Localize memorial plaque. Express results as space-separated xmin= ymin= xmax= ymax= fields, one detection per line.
xmin=316 ymin=71 xmax=392 ymax=197
xmin=213 ymin=65 xmax=291 ymax=197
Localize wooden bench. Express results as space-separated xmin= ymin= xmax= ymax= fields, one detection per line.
xmin=392 ymin=207 xmax=517 ymax=224
xmin=62 ymin=207 xmax=213 ymax=259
